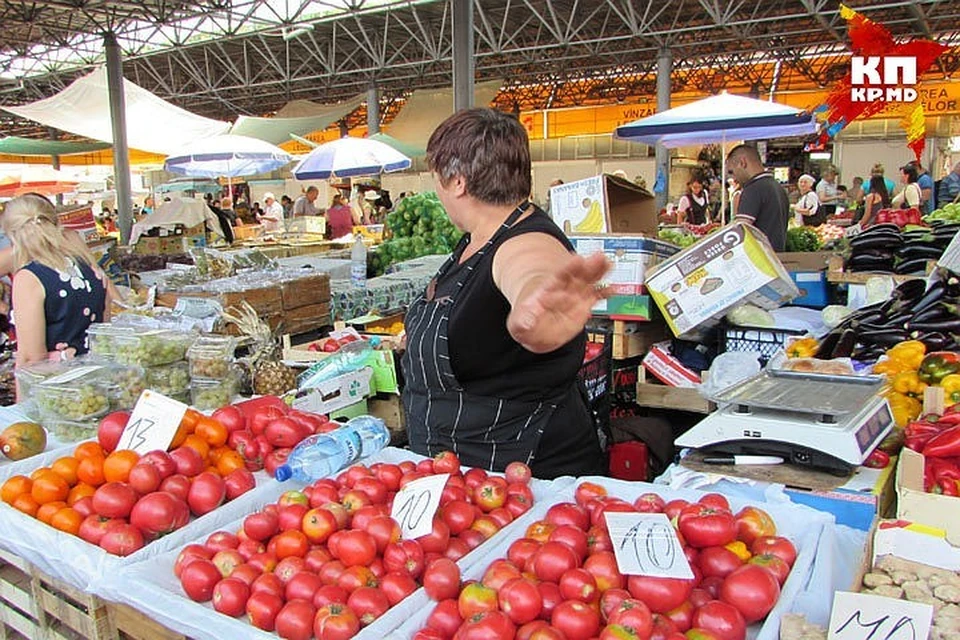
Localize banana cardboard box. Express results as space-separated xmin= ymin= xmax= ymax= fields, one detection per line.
xmin=550 ymin=174 xmax=657 ymax=236
xmin=645 ymin=223 xmax=800 ymax=339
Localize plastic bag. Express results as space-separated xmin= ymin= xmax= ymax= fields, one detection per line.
xmin=700 ymin=351 xmax=761 ymax=398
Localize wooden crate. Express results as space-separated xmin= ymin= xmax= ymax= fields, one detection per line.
xmin=0 ymin=548 xmax=42 ymax=640
xmin=280 ymin=274 xmax=331 ymax=310
xmin=110 ymin=604 xmax=186 ymax=640
xmin=634 ymin=367 xmax=714 ymax=414
xmin=283 ymin=303 xmax=331 ymax=337
xmin=31 ymin=568 xmax=113 ymax=640
xmin=611 ymin=320 xmax=669 ymax=360
xmin=826 ymin=255 xmax=928 ymax=285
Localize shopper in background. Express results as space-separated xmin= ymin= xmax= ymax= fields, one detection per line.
xmin=848 ymin=176 xmax=865 ymax=209
xmin=402 ymin=107 xmax=609 ymax=479
xmin=910 ymin=162 xmax=934 ymax=215
xmin=860 ymin=175 xmax=892 ymax=228
xmin=871 ymin=163 xmax=897 ymax=196
xmin=545 ymin=179 xmax=563 ymax=216
xmin=219 ymin=197 xmax=237 ymax=225
xmin=892 ymin=164 xmax=922 ymax=210
xmin=677 ymin=177 xmax=710 ymax=224
xmin=325 ymin=194 xmax=353 ymax=240
xmin=280 ymin=195 xmax=293 ymax=218
xmin=937 ymin=162 xmax=960 ymax=208
xmin=350 ymin=191 xmax=370 ymax=226
xmin=293 ymin=186 xmax=320 ymax=217
xmin=815 ymin=165 xmax=840 ymax=218
xmin=258 ymin=192 xmax=284 ymax=232
xmin=4 ymin=194 xmax=112 ymax=367
xmin=793 ymin=174 xmax=821 ymax=226
xmin=727 ymin=144 xmax=790 ymax=251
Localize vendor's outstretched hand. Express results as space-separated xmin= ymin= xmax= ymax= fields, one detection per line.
xmin=507 ymin=252 xmax=611 ymax=354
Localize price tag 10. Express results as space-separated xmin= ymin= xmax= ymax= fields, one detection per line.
xmin=390 ymin=473 xmax=449 ymax=540
xmin=605 ymin=512 xmax=694 ymax=579
xmin=827 ymin=592 xmax=932 ymax=640
xmin=116 ymin=390 xmax=188 ymax=455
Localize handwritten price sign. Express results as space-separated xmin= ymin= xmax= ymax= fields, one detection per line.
xmin=390 ymin=473 xmax=449 ymax=540
xmin=828 ymin=592 xmax=932 ymax=640
xmin=605 ymin=512 xmax=694 ymax=579
xmin=116 ymin=391 xmax=188 ymax=455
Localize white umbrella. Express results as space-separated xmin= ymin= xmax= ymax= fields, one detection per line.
xmin=292 ymin=136 xmax=411 ymax=180
xmin=164 ymin=134 xmax=291 ymax=178
xmin=615 ymin=92 xmax=818 ymax=221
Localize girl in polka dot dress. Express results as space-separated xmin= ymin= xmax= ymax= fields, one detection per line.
xmin=3 ymin=194 xmax=112 ymax=367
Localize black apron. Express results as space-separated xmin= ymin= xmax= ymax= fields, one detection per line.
xmin=401 ymin=206 xmax=572 ymax=472
xmin=686 ymin=194 xmax=709 ymax=225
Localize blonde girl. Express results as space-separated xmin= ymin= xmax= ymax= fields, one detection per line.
xmin=3 ymin=194 xmax=113 ymax=366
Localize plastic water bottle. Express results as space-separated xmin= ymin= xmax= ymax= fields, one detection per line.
xmin=274 ymin=416 xmax=391 ymax=483
xmin=351 ymin=236 xmax=367 ymax=289
xmin=297 ymin=337 xmax=381 ymax=389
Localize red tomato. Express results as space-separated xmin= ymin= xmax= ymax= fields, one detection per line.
xmin=284 ymin=572 xmax=322 ymax=602
xmin=574 ymin=481 xmax=608 ymax=507
xmin=243 ymin=510 xmax=280 ymax=541
xmin=459 ymin=528 xmax=486 ymax=550
xmin=211 ymin=549 xmax=244 ymax=577
xmin=130 ymin=491 xmax=189 ymax=539
xmin=246 ymin=591 xmax=284 ymax=631
xmin=431 ymin=451 xmax=460 ymax=474
xmin=382 ymin=540 xmax=425 ymax=579
xmin=649 ymin=613 xmax=680 ymax=640
xmin=336 ymin=565 xmax=378 ymax=593
xmin=587 ymin=525 xmax=613 ymax=555
xmin=210 ymin=406 xmax=244 ymax=433
xmin=750 ymin=536 xmax=797 ymax=568
xmin=663 ymin=499 xmax=690 ymax=521
xmin=416 ymin=518 xmax=451 ymax=554
xmin=698 ymin=493 xmax=730 ymax=511
xmin=231 ymin=564 xmax=261 ymax=586
xmin=583 ymin=551 xmax=624 ymax=592
xmin=314 ymin=603 xmax=360 ymax=640
xmin=251 ymin=572 xmax=284 ymax=597
xmin=212 ymin=577 xmax=250 ymax=617
xmin=187 ymin=472 xmax=226 ymax=517
xmin=546 ymin=503 xmax=590 ymax=530
xmin=551 ymin=600 xmax=600 ymax=640
xmin=179 ymin=558 xmax=221 ymax=602
xmin=608 ymin=598 xmax=654 ymax=637
xmin=479 ymin=558 xmax=520 ymax=590
xmin=92 ymin=482 xmax=138 ymax=519
xmin=559 ymin=567 xmax=599 ymax=603
xmin=313 ymin=584 xmax=349 ymax=608
xmin=473 ymin=479 xmax=507 ymax=512
xmin=718 ymin=564 xmax=781 ymax=623
xmin=458 ymin=610 xmax=517 ymax=639
xmin=548 ymin=524 xmax=588 ymax=562
xmin=347 ymin=586 xmax=390 ymax=626
xmin=443 ymin=537 xmax=470 ymax=562
xmin=426 ymin=598 xmax=462 ymax=637
xmin=441 ymin=499 xmax=475 ymax=535
xmin=507 ymin=537 xmax=542 ymax=569
xmin=458 ymin=582 xmax=498 ymax=619
xmin=99 ymin=521 xmax=144 ymax=556
xmin=627 ymin=575 xmax=694 ymax=614
xmin=692 ymin=600 xmax=747 ymax=640
xmin=698 ymin=546 xmax=744 ymax=579
xmin=598 ymin=588 xmax=631 ymax=623
xmin=664 ymin=599 xmax=695 ymax=632
xmin=139 ymin=450 xmax=177 ymax=480
xmin=207 ymin=532 xmax=239 ymax=554
xmin=634 ymin=492 xmax=666 ymax=513
xmin=689 ymin=588 xmax=712 ymax=609
xmin=249 ymin=405 xmax=286 ymax=436
xmin=79 ymin=515 xmax=119 ymax=546
xmin=159 ymin=474 xmax=191 ymax=502
xmin=423 ymin=557 xmax=461 ymax=601
xmin=127 ymin=463 xmax=161 ymax=495
xmin=97 ymin=411 xmax=130 ymax=453
xmin=532 ymin=541 xmax=580 ymax=583
xmin=748 ymin=553 xmax=791 ymax=585
xmin=537 ymin=581 xmax=563 ymax=621
xmin=169 ymin=446 xmax=205 ymax=477
xmin=381 ymin=571 xmax=418 ymax=606
xmin=494 ymin=577 xmax=540 ymax=626
xmin=222 ymin=468 xmax=255 ymax=501
xmin=677 ymin=504 xmax=737 ymax=548
xmin=275 ymin=600 xmax=316 ymax=640
xmin=734 ymin=506 xmax=776 ymax=545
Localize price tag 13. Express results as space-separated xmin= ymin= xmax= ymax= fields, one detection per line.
xmin=605 ymin=512 xmax=694 ymax=579
xmin=116 ymin=390 xmax=188 ymax=455
xmin=827 ymin=592 xmax=932 ymax=640
xmin=390 ymin=473 xmax=449 ymax=540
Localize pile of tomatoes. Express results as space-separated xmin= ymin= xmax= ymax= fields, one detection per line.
xmin=173 ymin=452 xmax=535 ymax=640
xmin=414 ymin=482 xmax=798 ymax=640
xmin=0 ymin=408 xmax=258 ymax=556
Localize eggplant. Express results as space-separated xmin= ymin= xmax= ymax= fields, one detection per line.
xmin=907 ymin=303 xmax=953 ymax=326
xmin=897 ymin=246 xmax=944 ymax=261
xmin=911 ymin=280 xmax=946 ymax=314
xmin=853 ymin=346 xmax=888 ymax=362
xmin=831 ymin=329 xmax=859 ymax=358
xmin=894 ymin=258 xmax=933 ymax=275
xmin=911 ymin=331 xmax=951 ymax=351
xmin=850 ymin=236 xmax=903 ymax=252
xmin=906 ymin=317 xmax=960 ymax=333
xmin=892 ymin=278 xmax=927 ymax=301
xmin=816 ymin=330 xmax=843 ymax=359
xmin=859 ymin=223 xmax=901 ymax=234
xmin=853 ymin=310 xmax=890 ymax=327
xmin=858 ymin=329 xmax=910 ymax=347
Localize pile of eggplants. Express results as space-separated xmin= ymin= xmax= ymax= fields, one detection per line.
xmin=817 ymin=268 xmax=960 ymax=361
xmin=846 ymin=222 xmax=958 ymax=276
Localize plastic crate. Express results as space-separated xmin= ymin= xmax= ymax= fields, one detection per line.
xmin=719 ymin=323 xmax=806 ymax=366
xmin=578 ymin=329 xmax=612 ymax=435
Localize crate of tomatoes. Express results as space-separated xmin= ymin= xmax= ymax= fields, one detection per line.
xmin=392 ymin=476 xmax=833 ymax=640
xmin=97 ymin=448 xmax=570 ymax=640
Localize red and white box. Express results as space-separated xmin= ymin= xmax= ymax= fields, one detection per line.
xmin=642 ymin=341 xmax=701 ymax=388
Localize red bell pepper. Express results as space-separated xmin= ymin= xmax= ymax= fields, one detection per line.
xmin=905 ymin=419 xmax=946 ymax=451
xmin=863 ymin=449 xmax=891 ymax=469
xmin=923 ymin=425 xmax=960 ymax=458
xmin=937 ymin=478 xmax=960 ymax=496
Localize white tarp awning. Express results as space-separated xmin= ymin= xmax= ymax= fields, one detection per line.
xmin=230 ymin=94 xmax=365 ymax=145
xmin=2 ymin=67 xmax=231 ymax=155
xmin=386 ymin=80 xmax=502 ymax=149
xmin=130 ymin=197 xmax=218 ymax=244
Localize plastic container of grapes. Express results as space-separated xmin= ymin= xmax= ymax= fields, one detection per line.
xmin=35 ymin=366 xmax=111 ymax=422
xmin=87 ymin=359 xmax=146 ymax=412
xmin=14 ymin=359 xmax=79 ymax=420
xmin=189 ymin=375 xmax=237 ymax=411
xmin=144 ymin=361 xmax=191 ymax=397
xmin=110 ymin=330 xmax=194 ymax=367
xmin=45 ymin=417 xmax=99 ymax=442
xmin=187 ymin=336 xmax=236 ymax=381
xmin=85 ymin=322 xmax=135 ymax=359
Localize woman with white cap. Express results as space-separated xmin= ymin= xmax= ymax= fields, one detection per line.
xmin=793 ymin=174 xmax=821 ymax=226
xmin=258 ymin=192 xmax=284 ymax=232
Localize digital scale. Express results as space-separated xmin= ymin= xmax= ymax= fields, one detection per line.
xmin=676 ymin=370 xmax=895 ymax=475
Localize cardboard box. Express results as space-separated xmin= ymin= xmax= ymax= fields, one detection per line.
xmin=775 ymin=251 xmax=836 ymax=272
xmin=642 ymin=342 xmax=701 ymax=388
xmin=134 ymin=237 xmax=161 ymax=256
xmin=286 ymin=368 xmax=373 ymax=415
xmin=896 ymin=447 xmax=960 ymax=545
xmin=550 ymin=174 xmax=658 ymax=236
xmin=645 ymin=223 xmax=800 ymax=339
xmin=785 ymin=460 xmax=897 ymax=531
xmin=569 ymin=235 xmax=679 ymax=320
xmin=789 ymin=271 xmax=829 ymax=308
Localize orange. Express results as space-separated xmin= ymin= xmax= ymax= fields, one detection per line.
xmin=31 ymin=474 xmax=69 ymax=505
xmin=50 ymin=507 xmax=83 ymax=536
xmin=208 ymin=446 xmax=230 ymax=464
xmin=181 ymin=409 xmax=201 ymax=432
xmin=74 ymin=442 xmax=105 ymax=461
xmin=76 ymin=456 xmax=106 ymax=487
xmin=31 ymin=467 xmax=56 ymax=481
xmin=196 ymin=417 xmax=228 ymax=448
xmin=11 ymin=493 xmax=39 ymax=517
xmin=50 ymin=457 xmax=80 ymax=486
xmin=37 ymin=501 xmax=67 ymax=524
xmin=181 ymin=435 xmax=210 ymax=461
xmin=103 ymin=450 xmax=140 ymax=483
xmin=216 ymin=450 xmax=245 ymax=477
xmin=170 ymin=422 xmax=190 ymax=449
xmin=67 ymin=483 xmax=96 ymax=505
xmin=1 ymin=475 xmax=33 ymax=504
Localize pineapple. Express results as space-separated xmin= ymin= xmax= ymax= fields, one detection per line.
xmin=220 ymin=302 xmax=297 ymax=397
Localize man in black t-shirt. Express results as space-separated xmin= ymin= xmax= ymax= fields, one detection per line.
xmin=726 ymin=144 xmax=789 ymax=251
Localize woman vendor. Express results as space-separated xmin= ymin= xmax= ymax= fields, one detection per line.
xmin=401 ymin=108 xmax=610 ymax=479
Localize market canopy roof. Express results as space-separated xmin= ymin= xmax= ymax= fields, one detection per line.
xmin=386 ymin=80 xmax=502 ymax=149
xmin=0 ymin=136 xmax=111 ymax=156
xmin=229 ymin=94 xmax=366 ymax=144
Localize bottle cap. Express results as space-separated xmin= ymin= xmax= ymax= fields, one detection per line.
xmin=274 ymin=464 xmax=292 ymax=482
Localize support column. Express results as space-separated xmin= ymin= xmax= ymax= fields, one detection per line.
xmin=367 ymin=85 xmax=380 ymax=135
xmin=452 ymin=0 xmax=474 ymax=112
xmin=655 ymin=48 xmax=672 ymax=209
xmin=49 ymin=128 xmax=62 ymax=206
xmin=104 ymin=32 xmax=133 ymax=244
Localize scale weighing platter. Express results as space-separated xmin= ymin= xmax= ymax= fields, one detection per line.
xmin=708 ymin=369 xmax=885 ymax=418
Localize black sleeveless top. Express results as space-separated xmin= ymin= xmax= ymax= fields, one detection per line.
xmin=22 ymin=259 xmax=107 ymax=355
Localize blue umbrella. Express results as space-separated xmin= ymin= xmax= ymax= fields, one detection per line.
xmin=164 ymin=134 xmax=291 ymax=178
xmin=293 ymin=136 xmax=411 ymax=180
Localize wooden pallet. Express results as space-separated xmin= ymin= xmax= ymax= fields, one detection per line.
xmin=0 ymin=548 xmax=41 ymax=640
xmin=31 ymin=569 xmax=114 ymax=640
xmin=110 ymin=604 xmax=186 ymax=640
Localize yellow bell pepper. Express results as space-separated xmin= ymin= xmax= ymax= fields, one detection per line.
xmin=872 ymin=359 xmax=908 ymax=376
xmin=887 ymin=340 xmax=927 ymax=371
xmin=939 ymin=374 xmax=960 ymax=405
xmin=891 ymin=371 xmax=928 ymax=399
xmin=787 ymin=337 xmax=819 ymax=359
xmin=724 ymin=540 xmax=751 ymax=562
xmin=886 ymin=392 xmax=922 ymax=428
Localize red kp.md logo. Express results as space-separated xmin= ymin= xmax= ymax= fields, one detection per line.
xmin=850 ymin=56 xmax=918 ymax=103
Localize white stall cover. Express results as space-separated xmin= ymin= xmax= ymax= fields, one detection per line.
xmin=130 ymin=198 xmax=219 ymax=244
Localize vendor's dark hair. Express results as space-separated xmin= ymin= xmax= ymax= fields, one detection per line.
xmin=427 ymin=108 xmax=531 ymax=206
xmin=870 ymin=175 xmax=891 ymax=207
xmin=901 ymin=164 xmax=918 ymax=183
